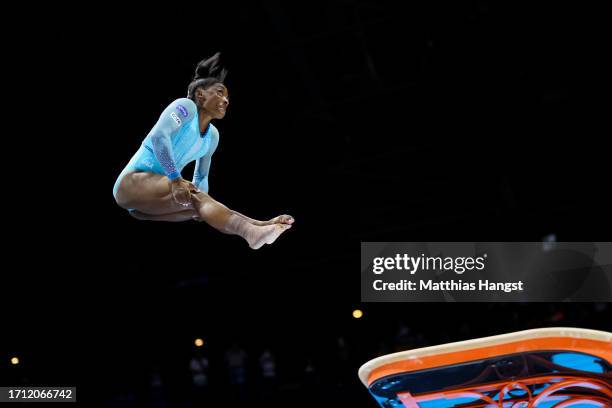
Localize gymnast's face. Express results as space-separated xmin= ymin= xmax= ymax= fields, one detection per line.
xmin=196 ymin=83 xmax=229 ymax=119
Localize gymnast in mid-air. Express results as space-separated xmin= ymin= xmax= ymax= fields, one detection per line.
xmin=113 ymin=53 xmax=293 ymax=249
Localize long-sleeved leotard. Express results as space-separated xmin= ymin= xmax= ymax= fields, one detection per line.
xmin=113 ymin=98 xmax=220 ymax=198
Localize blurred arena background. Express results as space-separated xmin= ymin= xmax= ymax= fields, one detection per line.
xmin=1 ymin=1 xmax=609 ymax=406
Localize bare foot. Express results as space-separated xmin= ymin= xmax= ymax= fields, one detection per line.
xmin=248 ymin=223 xmax=292 ymax=249
xmin=257 ymin=214 xmax=294 ymax=226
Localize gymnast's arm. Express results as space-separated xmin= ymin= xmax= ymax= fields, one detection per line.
xmin=149 ymin=98 xmax=197 ymax=181
xmin=148 ymin=99 xmax=198 ymax=204
xmin=192 ymin=128 xmax=264 ymax=224
xmin=192 ymin=127 xmax=220 ymax=193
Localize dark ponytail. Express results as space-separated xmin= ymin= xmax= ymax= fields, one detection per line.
xmin=187 ymin=52 xmax=228 ymax=101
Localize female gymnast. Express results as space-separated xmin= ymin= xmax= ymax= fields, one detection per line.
xmin=113 ymin=53 xmax=293 ymax=249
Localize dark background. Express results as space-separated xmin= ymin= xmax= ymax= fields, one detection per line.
xmin=2 ymin=1 xmax=610 ymax=407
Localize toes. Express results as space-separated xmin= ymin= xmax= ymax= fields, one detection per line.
xmin=278 ymin=215 xmax=294 ymax=224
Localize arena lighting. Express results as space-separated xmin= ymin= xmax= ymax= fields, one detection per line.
xmin=353 ymin=309 xmax=364 ymax=319
xmin=10 ymin=357 xmax=19 ymax=365
xmin=194 ymin=338 xmax=204 ymax=347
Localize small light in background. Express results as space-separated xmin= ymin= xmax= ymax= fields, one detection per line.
xmin=194 ymin=338 xmax=204 ymax=347
xmin=10 ymin=357 xmax=19 ymax=365
xmin=352 ymin=309 xmax=363 ymax=319
xmin=542 ymin=233 xmax=557 ymax=252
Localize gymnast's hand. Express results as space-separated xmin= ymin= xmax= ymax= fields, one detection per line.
xmin=171 ymin=178 xmax=198 ymax=207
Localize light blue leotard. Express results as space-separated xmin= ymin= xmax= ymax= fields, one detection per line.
xmin=113 ymin=98 xmax=219 ymax=199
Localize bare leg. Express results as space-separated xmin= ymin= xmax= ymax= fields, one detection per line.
xmin=234 ymin=211 xmax=294 ymax=226
xmin=130 ymin=209 xmax=198 ymax=222
xmin=191 ymin=192 xmax=291 ymax=249
xmin=115 ymin=171 xmax=292 ymax=248
xmin=115 ymin=171 xmax=194 ymax=215
xmin=210 ymin=204 xmax=294 ymax=226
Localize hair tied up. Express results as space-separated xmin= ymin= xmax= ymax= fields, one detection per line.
xmin=194 ymin=52 xmax=227 ymax=82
